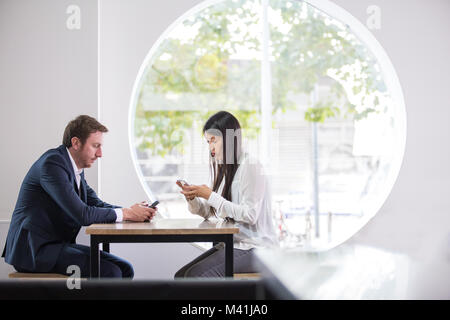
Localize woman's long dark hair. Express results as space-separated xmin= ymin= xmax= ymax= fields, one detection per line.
xmin=203 ymin=111 xmax=242 ymax=204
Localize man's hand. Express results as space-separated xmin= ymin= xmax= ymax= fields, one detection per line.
xmin=122 ymin=203 xmax=157 ymax=222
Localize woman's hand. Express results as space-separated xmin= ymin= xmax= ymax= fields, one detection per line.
xmin=176 ymin=180 xmax=195 ymax=201
xmin=181 ymin=184 xmax=212 ymax=200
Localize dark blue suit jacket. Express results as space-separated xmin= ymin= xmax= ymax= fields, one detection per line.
xmin=1 ymin=145 xmax=119 ymax=272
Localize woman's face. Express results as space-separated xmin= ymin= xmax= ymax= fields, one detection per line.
xmin=205 ymin=132 xmax=223 ymax=162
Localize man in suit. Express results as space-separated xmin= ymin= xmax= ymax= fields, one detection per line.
xmin=2 ymin=115 xmax=156 ymax=278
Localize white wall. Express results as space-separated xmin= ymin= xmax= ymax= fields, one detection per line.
xmin=1 ymin=0 xmax=449 ymax=293
xmin=0 ymin=0 xmax=99 ymax=278
xmin=0 ymin=0 xmax=99 ymax=221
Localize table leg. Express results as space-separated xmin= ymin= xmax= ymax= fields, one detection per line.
xmin=224 ymin=235 xmax=234 ymax=277
xmin=90 ymin=236 xmax=100 ymax=278
xmin=103 ymin=242 xmax=110 ymax=253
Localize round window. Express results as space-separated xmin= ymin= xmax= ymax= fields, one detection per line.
xmin=129 ymin=0 xmax=406 ymax=251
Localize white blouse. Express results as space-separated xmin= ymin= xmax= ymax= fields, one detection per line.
xmin=187 ymin=153 xmax=279 ymax=250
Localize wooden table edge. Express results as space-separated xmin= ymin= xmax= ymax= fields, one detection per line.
xmin=85 ymin=228 xmax=239 ymax=235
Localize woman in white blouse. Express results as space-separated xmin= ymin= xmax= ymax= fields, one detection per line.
xmin=174 ymin=111 xmax=278 ymax=278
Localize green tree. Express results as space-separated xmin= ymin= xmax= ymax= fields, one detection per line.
xmin=133 ymin=0 xmax=388 ymax=157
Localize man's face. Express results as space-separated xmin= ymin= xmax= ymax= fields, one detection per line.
xmin=72 ymin=131 xmax=103 ymax=169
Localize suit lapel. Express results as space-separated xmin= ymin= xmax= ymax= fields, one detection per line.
xmin=59 ymin=145 xmax=86 ymax=202
xmin=59 ymin=145 xmax=79 ymax=189
xmin=59 ymin=145 xmax=75 ymax=176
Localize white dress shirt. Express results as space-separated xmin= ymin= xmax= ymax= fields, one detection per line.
xmin=66 ymin=148 xmax=123 ymax=222
xmin=187 ymin=153 xmax=279 ymax=250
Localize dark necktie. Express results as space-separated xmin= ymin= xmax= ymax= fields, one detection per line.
xmin=79 ymin=173 xmax=85 ymax=202
xmin=73 ymin=179 xmax=80 ymax=196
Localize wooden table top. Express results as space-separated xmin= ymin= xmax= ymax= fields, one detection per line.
xmin=85 ymin=218 xmax=239 ymax=235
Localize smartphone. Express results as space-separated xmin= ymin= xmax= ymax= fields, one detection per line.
xmin=142 ymin=200 xmax=159 ymax=208
xmin=149 ymin=200 xmax=159 ymax=208
xmin=177 ymin=179 xmax=190 ymax=187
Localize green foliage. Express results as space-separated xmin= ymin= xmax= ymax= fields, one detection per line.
xmin=133 ymin=0 xmax=388 ymax=157
xmin=305 ymin=104 xmax=340 ymax=123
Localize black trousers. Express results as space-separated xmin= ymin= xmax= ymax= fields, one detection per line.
xmin=15 ymin=243 xmax=134 ymax=279
xmin=174 ymin=243 xmax=258 ymax=278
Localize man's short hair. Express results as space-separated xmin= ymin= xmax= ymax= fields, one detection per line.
xmin=62 ymin=115 xmax=108 ymax=148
